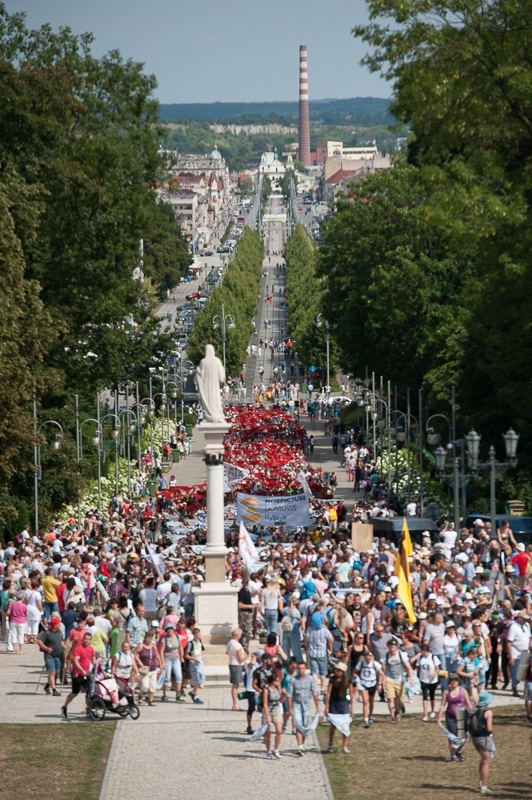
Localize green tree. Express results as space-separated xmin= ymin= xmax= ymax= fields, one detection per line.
xmin=143 ymin=200 xmax=191 ymax=301
xmin=187 ymin=228 xmax=263 ymax=375
xmin=318 ymin=168 xmax=472 ymax=402
xmin=353 ymin=0 xmax=532 ymax=472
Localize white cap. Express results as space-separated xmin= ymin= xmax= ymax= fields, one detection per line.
xmin=428 ymin=593 xmax=437 ymax=600
xmin=474 ymin=519 xmax=485 ymax=526
xmin=516 ymin=543 xmax=525 ymax=552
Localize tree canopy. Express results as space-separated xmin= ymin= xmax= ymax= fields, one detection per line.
xmin=0 ymin=6 xmax=189 ymax=529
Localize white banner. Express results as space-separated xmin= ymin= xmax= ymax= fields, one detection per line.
xmin=236 ymin=492 xmax=310 ymax=528
xmin=224 ymin=462 xmax=250 ymax=492
xmin=238 ymin=521 xmax=260 ymax=569
xmin=146 ymin=543 xmax=166 ymax=581
xmin=296 ymin=471 xmax=313 ymax=496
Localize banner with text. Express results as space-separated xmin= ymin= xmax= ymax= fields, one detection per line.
xmin=236 ymin=492 xmax=310 ymax=528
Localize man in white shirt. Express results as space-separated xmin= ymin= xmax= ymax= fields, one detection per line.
xmin=507 ymin=611 xmax=531 ymax=695
xmin=406 ymin=499 xmax=418 ymax=517
xmin=440 ymin=524 xmax=458 ymax=551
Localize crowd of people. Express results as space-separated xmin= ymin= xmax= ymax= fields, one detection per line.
xmin=1 ymin=398 xmax=531 ymax=794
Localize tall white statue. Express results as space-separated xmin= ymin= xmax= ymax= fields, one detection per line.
xmin=195 ymin=344 xmax=226 ymax=423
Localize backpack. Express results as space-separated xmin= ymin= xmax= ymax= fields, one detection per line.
xmin=466 ymin=707 xmax=487 ymax=737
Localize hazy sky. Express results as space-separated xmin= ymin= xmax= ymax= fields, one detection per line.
xmin=6 ymin=0 xmax=391 ymax=103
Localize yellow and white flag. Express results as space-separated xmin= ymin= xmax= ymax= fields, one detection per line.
xmin=394 ymin=518 xmax=417 ymax=624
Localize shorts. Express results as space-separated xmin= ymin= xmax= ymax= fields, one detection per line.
xmin=164 ymin=658 xmax=183 ymax=685
xmin=421 ymin=681 xmax=437 ymax=702
xmin=71 ymin=674 xmax=90 ymax=695
xmin=472 ymin=736 xmax=495 ymax=756
xmin=229 ymin=664 xmax=242 ymax=686
xmin=263 ymin=703 xmax=283 ymax=725
xmin=309 ymin=655 xmax=328 ymax=676
xmin=45 ymin=655 xmax=62 ymax=674
xmin=526 ymin=682 xmax=532 ymax=702
xmin=385 ymin=678 xmax=405 ymax=704
xmin=360 ymin=684 xmax=377 ymax=696
xmin=140 ymin=670 xmax=158 ymax=694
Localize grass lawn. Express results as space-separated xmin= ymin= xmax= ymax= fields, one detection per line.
xmin=316 ymin=707 xmax=531 ymax=800
xmin=0 ymin=722 xmax=116 ymax=800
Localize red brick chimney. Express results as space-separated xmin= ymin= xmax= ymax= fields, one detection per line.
xmin=298 ymin=45 xmax=311 ymax=167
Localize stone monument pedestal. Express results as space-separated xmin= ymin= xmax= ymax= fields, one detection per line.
xmin=193 ymin=581 xmax=239 ymax=644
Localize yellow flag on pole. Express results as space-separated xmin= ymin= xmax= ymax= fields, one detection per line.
xmin=394 ymin=518 xmax=417 ymax=624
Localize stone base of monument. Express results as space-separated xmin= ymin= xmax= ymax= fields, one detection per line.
xmin=193 ymin=581 xmax=238 ymax=646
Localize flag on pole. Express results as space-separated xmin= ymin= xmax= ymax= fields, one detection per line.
xmin=238 ymin=520 xmax=259 ymax=569
xmin=296 ymin=471 xmax=313 ymax=497
xmin=394 ymin=518 xmax=417 ymax=624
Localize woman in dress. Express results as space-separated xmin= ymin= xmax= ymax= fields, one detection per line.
xmin=325 ymin=662 xmax=352 ymax=754
xmin=24 ymin=581 xmax=43 ymax=644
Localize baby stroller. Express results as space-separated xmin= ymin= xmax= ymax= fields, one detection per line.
xmin=88 ymin=674 xmax=140 ymax=721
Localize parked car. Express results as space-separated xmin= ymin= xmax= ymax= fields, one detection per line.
xmin=186 ymin=291 xmax=201 ymax=301
xmin=203 ymin=250 xmax=213 ymax=256
xmin=464 ymin=513 xmax=532 ymax=545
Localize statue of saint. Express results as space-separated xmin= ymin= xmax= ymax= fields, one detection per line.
xmin=195 ymin=344 xmax=226 ymax=423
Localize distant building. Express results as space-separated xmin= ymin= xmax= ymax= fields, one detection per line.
xmin=259 ymin=149 xmax=286 ymax=178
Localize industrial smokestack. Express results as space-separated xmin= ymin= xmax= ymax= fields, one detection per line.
xmin=298 ymin=45 xmax=311 ymax=167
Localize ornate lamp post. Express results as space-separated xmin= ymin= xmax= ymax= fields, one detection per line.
xmin=316 ymin=313 xmax=330 ymax=395
xmin=212 ymin=303 xmax=235 ymax=374
xmin=33 ymin=394 xmax=64 ymax=532
xmin=466 ymin=428 xmax=519 ymax=538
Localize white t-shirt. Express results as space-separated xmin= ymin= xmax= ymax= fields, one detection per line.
xmin=262 ymin=587 xmax=280 ymax=611
xmin=227 ymin=639 xmax=244 ymax=666
xmin=441 ymin=529 xmax=458 ymax=549
xmin=507 ymin=621 xmax=531 ymax=659
xmin=356 ymin=658 xmax=381 ymax=688
xmin=418 ymin=654 xmax=440 ymax=685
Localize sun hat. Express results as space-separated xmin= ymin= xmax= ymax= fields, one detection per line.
xmin=334 ymin=662 xmax=347 ymax=673
xmin=477 ymin=691 xmax=493 ymax=708
xmin=516 ymin=543 xmax=525 ymax=552
xmin=445 ymin=620 xmax=456 ymax=628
